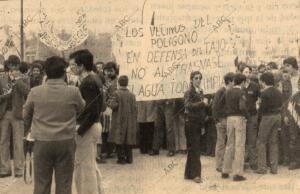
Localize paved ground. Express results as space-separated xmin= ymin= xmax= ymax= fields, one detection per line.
xmin=1 ymin=149 xmax=300 ymax=194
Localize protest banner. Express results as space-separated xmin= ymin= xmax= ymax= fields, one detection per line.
xmin=38 ymin=3 xmax=88 ymax=51
xmin=112 ymin=0 xmax=239 ymax=101
xmin=0 ymin=2 xmax=21 ymax=58
xmin=112 ymin=0 xmax=300 ymax=101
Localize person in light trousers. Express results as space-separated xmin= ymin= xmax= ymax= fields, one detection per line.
xmin=222 ymin=73 xmax=248 ymax=181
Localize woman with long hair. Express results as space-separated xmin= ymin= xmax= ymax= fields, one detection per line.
xmin=184 ymin=71 xmax=208 ymax=183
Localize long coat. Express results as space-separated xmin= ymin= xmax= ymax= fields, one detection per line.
xmin=107 ymin=88 xmax=137 ymax=145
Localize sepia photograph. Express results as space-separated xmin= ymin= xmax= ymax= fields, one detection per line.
xmin=0 ymin=0 xmax=300 ymax=193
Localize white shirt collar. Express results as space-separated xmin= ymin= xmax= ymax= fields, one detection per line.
xmin=233 ymin=85 xmax=242 ymax=89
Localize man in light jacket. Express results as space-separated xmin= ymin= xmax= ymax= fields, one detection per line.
xmin=23 ymin=56 xmax=85 ymax=194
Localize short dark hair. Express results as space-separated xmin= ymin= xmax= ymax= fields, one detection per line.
xmin=249 ymin=74 xmax=259 ymax=83
xmin=69 ymin=49 xmax=94 ymax=71
xmin=240 ymin=65 xmax=252 ymax=73
xmin=19 ymin=62 xmax=28 ymax=74
xmin=103 ymin=61 xmax=117 ymax=71
xmin=31 ymin=62 xmax=43 ymax=72
xmin=118 ymin=75 xmax=129 ymax=87
xmin=234 ymin=73 xmax=246 ymax=85
xmin=283 ymin=57 xmax=298 ymax=70
xmin=224 ymin=72 xmax=235 ymax=85
xmin=258 ymin=64 xmax=266 ymax=71
xmin=44 ymin=56 xmax=67 ymax=79
xmin=7 ymin=55 xmax=20 ymax=65
xmin=32 ymin=60 xmax=45 ymax=70
xmin=4 ymin=55 xmax=20 ymax=70
xmin=190 ymin=71 xmax=202 ymax=81
xmin=267 ymin=62 xmax=278 ymax=70
xmin=260 ymin=72 xmax=274 ymax=86
xmin=237 ymin=62 xmax=247 ymax=72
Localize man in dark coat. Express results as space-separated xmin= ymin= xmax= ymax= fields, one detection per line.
xmin=107 ymin=75 xmax=137 ymax=164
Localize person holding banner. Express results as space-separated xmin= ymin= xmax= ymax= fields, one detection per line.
xmin=184 ymin=71 xmax=208 ymax=183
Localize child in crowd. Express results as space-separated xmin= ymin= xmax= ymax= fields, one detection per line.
xmin=107 ymin=75 xmax=137 ymax=164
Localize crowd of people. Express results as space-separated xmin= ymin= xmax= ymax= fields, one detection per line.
xmin=211 ymin=57 xmax=300 ymax=182
xmin=0 ymin=51 xmax=299 ymax=193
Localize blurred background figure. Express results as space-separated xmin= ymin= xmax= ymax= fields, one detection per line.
xmin=30 ymin=61 xmax=44 ymax=88
xmin=102 ymin=62 xmax=119 ymax=159
xmin=257 ymin=64 xmax=266 ymax=78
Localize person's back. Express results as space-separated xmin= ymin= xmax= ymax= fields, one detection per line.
xmin=212 ymin=86 xmax=226 ymax=122
xmin=23 ymin=56 xmax=85 ymax=194
xmin=115 ymin=88 xmax=136 ymax=124
xmin=109 ymin=86 xmax=137 ymax=144
xmin=77 ymin=73 xmax=105 ymax=136
xmin=107 ymin=75 xmax=137 ymax=164
xmin=260 ymin=86 xmax=282 ymax=115
xmin=28 ymin=81 xmax=84 ymax=141
xmin=222 ymin=73 xmax=248 ymax=181
xmin=225 ymin=87 xmax=247 ymax=117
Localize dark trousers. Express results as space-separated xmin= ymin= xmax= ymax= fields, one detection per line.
xmin=257 ymin=114 xmax=281 ymax=172
xmin=152 ymin=104 xmax=175 ymax=152
xmin=204 ymin=119 xmax=217 ymax=156
xmin=116 ymin=144 xmax=133 ymax=162
xmin=184 ymin=118 xmax=202 ymax=179
xmin=245 ymin=114 xmax=258 ymax=166
xmin=139 ymin=122 xmax=154 ymax=154
xmin=279 ymin=123 xmax=290 ymax=164
xmin=102 ymin=132 xmax=115 ymax=155
xmin=288 ymin=121 xmax=300 ymax=165
xmin=33 ymin=139 xmax=75 ymax=194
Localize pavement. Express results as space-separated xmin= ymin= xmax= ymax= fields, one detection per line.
xmin=1 ymin=149 xmax=300 ymax=194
